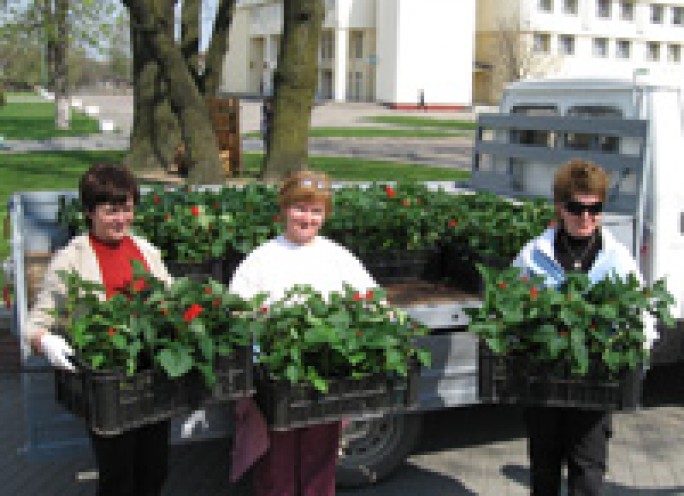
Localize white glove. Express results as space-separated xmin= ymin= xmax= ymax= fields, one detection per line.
xmin=40 ymin=333 xmax=76 ymax=372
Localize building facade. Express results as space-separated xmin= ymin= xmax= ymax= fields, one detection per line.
xmin=477 ymin=0 xmax=684 ymax=101
xmin=222 ymin=0 xmax=476 ymax=108
xmin=221 ymin=0 xmax=684 ymax=105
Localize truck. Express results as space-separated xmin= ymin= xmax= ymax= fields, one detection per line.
xmin=6 ymin=76 xmax=684 ymax=488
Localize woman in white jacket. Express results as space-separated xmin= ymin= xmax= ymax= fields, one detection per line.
xmin=26 ymin=164 xmax=173 ymax=496
xmin=513 ymin=159 xmax=654 ymax=496
xmin=229 ymin=170 xmax=376 ymax=496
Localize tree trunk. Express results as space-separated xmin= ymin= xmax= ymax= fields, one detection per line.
xmin=181 ymin=0 xmax=200 ymax=85
xmin=201 ymin=0 xmax=236 ymax=99
xmin=262 ymin=0 xmax=324 ymax=181
xmin=54 ymin=0 xmax=69 ymax=130
xmin=125 ymin=0 xmax=223 ymax=185
xmin=125 ymin=0 xmax=180 ymax=173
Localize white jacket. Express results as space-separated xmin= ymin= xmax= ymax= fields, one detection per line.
xmin=24 ymin=233 xmax=172 ymax=352
xmin=512 ymin=227 xmax=657 ymax=349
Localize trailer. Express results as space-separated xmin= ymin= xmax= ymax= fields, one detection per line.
xmin=6 ymin=76 xmax=684 ymax=487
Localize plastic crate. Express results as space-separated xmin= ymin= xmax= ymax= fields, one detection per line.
xmin=357 ymin=248 xmax=442 ymax=285
xmin=255 ymin=368 xmax=418 ymax=431
xmin=55 ymin=367 xmax=190 ymax=436
xmin=478 ymin=343 xmax=641 ymax=411
xmin=165 ymin=259 xmax=224 ymax=283
xmin=204 ymin=346 xmax=255 ymax=402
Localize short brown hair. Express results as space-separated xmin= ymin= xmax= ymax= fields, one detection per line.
xmin=278 ymin=170 xmax=332 ymax=216
xmin=79 ymin=164 xmax=140 ymax=219
xmin=553 ymin=159 xmax=608 ymax=204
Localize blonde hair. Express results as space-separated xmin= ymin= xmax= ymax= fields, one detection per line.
xmin=278 ymin=170 xmax=333 ymax=216
xmin=553 ymin=159 xmax=608 ymax=204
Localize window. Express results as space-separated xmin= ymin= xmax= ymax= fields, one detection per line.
xmin=593 ymin=37 xmax=609 ymax=57
xmin=651 ymin=4 xmax=664 ymax=24
xmin=563 ymin=0 xmax=578 ymax=14
xmin=320 ymin=30 xmax=334 ymax=60
xmin=673 ymin=6 xmax=684 ymax=25
xmin=533 ymin=33 xmax=551 ymax=53
xmin=350 ymin=31 xmax=363 ymax=60
xmin=616 ymin=39 xmax=631 ymax=59
xmin=566 ymin=106 xmax=622 ymax=152
xmin=647 ymin=41 xmax=661 ymax=61
xmin=510 ymin=106 xmax=558 ymax=147
xmin=620 ymin=0 xmax=635 ymax=20
xmin=597 ymin=0 xmax=611 ymax=18
xmin=539 ymin=0 xmax=553 ymax=12
xmin=559 ymin=35 xmax=576 ymax=55
xmin=668 ymin=44 xmax=682 ymax=63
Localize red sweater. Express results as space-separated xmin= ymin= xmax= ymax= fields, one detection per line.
xmin=89 ymin=234 xmax=150 ymax=299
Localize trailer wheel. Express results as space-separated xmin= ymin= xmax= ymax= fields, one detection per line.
xmin=336 ymin=413 xmax=423 ymax=488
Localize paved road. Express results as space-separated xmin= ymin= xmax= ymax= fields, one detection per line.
xmin=2 ymin=362 xmax=684 ymax=496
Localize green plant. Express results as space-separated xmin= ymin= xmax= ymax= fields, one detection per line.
xmin=249 ymin=284 xmax=431 ymax=392
xmin=56 ymin=260 xmax=254 ymax=385
xmin=466 ymin=265 xmax=675 ymax=375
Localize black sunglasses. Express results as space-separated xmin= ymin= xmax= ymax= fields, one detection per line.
xmin=564 ymin=200 xmax=603 ymax=216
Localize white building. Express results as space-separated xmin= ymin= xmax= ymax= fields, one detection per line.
xmin=222 ymin=0 xmax=476 ymax=108
xmin=221 ymin=0 xmax=684 ymax=105
xmin=478 ymin=0 xmax=684 ymax=101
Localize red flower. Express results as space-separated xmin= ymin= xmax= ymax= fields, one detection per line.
xmin=448 ymin=220 xmax=458 ymax=227
xmin=160 ymin=306 xmax=168 ymax=316
xmin=498 ymin=283 xmax=507 ymax=289
xmin=353 ymin=293 xmax=362 ymax=301
xmin=153 ymin=194 xmax=161 ymax=205
xmin=355 ymin=331 xmax=362 ymax=337
xmin=521 ymin=275 xmax=529 ymax=282
xmin=213 ymin=299 xmax=220 ymax=308
xmin=213 ymin=201 xmax=220 ymax=209
xmin=204 ymin=287 xmax=213 ymax=295
xmin=365 ymin=290 xmax=374 ymax=301
xmin=559 ymin=330 xmax=569 ymax=337
xmin=164 ymin=213 xmax=170 ymax=221
xmin=183 ymin=304 xmax=203 ymax=322
xmin=108 ymin=327 xmax=116 ymax=337
xmin=190 ymin=206 xmax=200 ymax=217
xmin=590 ymin=321 xmax=597 ymax=329
xmin=402 ymin=200 xmax=410 ymax=207
xmin=529 ymin=287 xmax=539 ymax=299
xmin=385 ymin=186 xmax=396 ymax=198
xmin=260 ymin=306 xmax=268 ymax=314
xmin=130 ymin=278 xmax=146 ymax=293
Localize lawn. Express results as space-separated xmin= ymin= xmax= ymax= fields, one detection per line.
xmin=243 ymin=127 xmax=465 ymax=139
xmin=0 ymin=101 xmax=101 ymax=140
xmin=0 ymin=150 xmax=469 ymax=272
xmin=365 ymin=116 xmax=478 ymax=130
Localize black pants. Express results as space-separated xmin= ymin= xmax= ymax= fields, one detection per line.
xmin=524 ymin=407 xmax=612 ymax=496
xmin=89 ymin=420 xmax=171 ymax=496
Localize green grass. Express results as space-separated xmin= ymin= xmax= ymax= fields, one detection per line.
xmin=243 ymin=127 xmax=465 ymax=139
xmin=0 ymin=101 xmax=101 ymax=140
xmin=365 ymin=116 xmax=478 ymax=130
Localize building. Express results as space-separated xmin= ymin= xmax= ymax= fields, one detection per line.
xmin=221 ymin=0 xmax=684 ymax=106
xmin=221 ymin=0 xmax=476 ymax=108
xmin=477 ymin=0 xmax=684 ymax=101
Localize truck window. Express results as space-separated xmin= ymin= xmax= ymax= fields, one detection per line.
xmin=565 ymin=106 xmax=623 ymax=152
xmin=511 ymin=105 xmax=558 ymax=147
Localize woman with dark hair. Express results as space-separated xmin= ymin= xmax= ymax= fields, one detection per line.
xmin=513 ymin=159 xmax=655 ymax=495
xmin=25 ymin=163 xmax=173 ymax=496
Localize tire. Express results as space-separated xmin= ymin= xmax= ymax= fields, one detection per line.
xmin=336 ymin=413 xmax=423 ymax=488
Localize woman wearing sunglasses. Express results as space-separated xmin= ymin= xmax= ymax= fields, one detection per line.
xmin=512 ymin=159 xmax=655 ymax=495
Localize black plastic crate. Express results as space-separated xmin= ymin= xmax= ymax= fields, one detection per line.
xmin=55 ymin=367 xmax=190 ymax=436
xmin=203 ymin=346 xmax=255 ymax=402
xmin=357 ymin=248 xmax=442 ymax=285
xmin=255 ymin=368 xmax=418 ymax=431
xmin=165 ymin=258 xmax=224 ymax=283
xmin=442 ymin=242 xmax=511 ymax=294
xmin=478 ymin=343 xmax=641 ymax=411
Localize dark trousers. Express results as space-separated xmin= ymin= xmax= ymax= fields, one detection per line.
xmin=524 ymin=407 xmax=612 ymax=496
xmin=253 ymin=421 xmax=341 ymax=496
xmin=89 ymin=420 xmax=171 ymax=496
